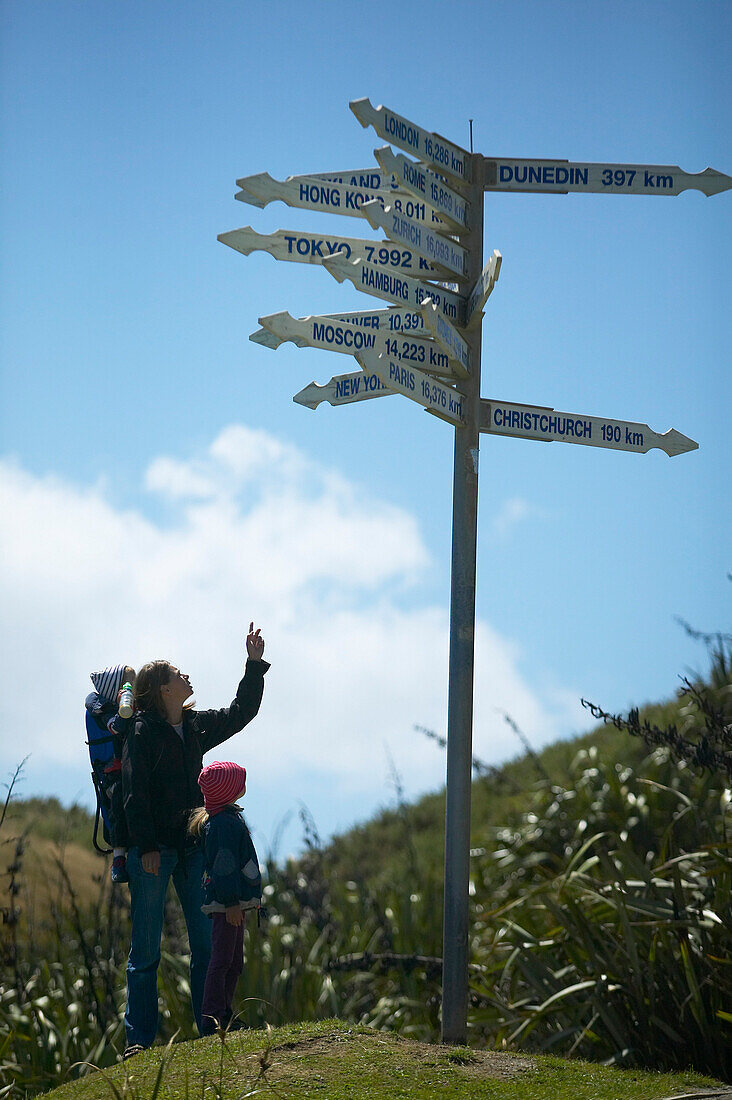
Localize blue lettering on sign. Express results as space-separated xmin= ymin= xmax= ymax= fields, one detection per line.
xmin=392 ymin=214 xmax=421 ymax=247
xmin=335 ymin=377 xmax=359 ymax=399
xmin=364 ymin=373 xmax=386 ymax=392
xmin=493 ymin=408 xmax=594 ymax=440
xmin=388 ymin=360 xmax=416 ymax=391
xmin=283 ymin=236 xmax=354 ymax=259
xmin=384 ymin=112 xmax=420 ymax=154
xmin=403 ymin=160 xmax=426 ymax=194
xmin=345 ymin=188 xmax=385 ymax=211
xmin=498 ymin=164 xmax=589 ymax=187
xmin=360 ymin=266 xmax=408 ymax=301
xmin=299 ymin=182 xmax=341 ymax=208
xmin=336 ymin=314 xmax=379 ymax=329
xmin=312 ymin=322 xmax=376 ymax=351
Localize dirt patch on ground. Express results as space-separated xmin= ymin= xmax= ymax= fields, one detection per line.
xmin=260 ymin=1028 xmax=536 ymax=1083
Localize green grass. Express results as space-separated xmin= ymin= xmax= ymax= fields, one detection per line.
xmin=37 ymin=1019 xmax=726 ymax=1100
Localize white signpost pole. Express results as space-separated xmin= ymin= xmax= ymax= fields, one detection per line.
xmin=439 ymin=152 xmax=483 ymax=1047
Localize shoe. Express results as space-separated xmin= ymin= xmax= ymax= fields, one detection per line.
xmin=227 ymin=1019 xmax=249 ymax=1032
xmin=123 ymin=1044 xmax=146 ymax=1060
xmin=111 ymin=856 xmax=129 ymax=884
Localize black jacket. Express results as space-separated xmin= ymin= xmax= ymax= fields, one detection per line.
xmin=122 ymin=659 xmax=269 ymax=855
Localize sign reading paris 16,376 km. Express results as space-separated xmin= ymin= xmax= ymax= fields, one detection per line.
xmin=219 ymin=93 xmax=724 ymax=1050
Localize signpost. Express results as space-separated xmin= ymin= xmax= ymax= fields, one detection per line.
xmin=218 ymin=225 xmax=443 ymax=278
xmin=251 ymin=305 xmax=430 ymax=349
xmin=256 ymin=310 xmax=456 ymax=377
xmin=294 ymin=368 xmax=394 ymax=409
xmin=219 ymin=95 xmax=718 ymax=1048
xmin=420 ymin=296 xmax=473 ymax=378
xmin=374 ymin=145 xmax=470 ymax=231
xmin=479 ymin=399 xmax=698 ymax=456
xmin=350 ymin=97 xmax=470 ymax=183
xmin=322 ymin=249 xmax=467 ymax=323
xmin=235 ymin=170 xmax=449 ymax=227
xmin=356 ymin=349 xmax=466 ymax=426
xmin=361 ymin=199 xmax=468 ymax=278
xmin=481 ymin=157 xmax=732 ymax=196
xmin=465 ymin=251 xmax=502 ymax=328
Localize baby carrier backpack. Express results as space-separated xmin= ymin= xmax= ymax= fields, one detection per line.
xmin=85 ymin=666 xmax=128 ymax=854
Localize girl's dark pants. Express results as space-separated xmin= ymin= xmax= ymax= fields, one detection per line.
xmin=201 ymin=912 xmax=244 ymax=1033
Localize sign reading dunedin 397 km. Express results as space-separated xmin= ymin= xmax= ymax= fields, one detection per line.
xmin=482 ymin=157 xmax=731 ymax=196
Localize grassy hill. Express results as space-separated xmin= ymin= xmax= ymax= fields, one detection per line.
xmin=313 ymin=694 xmax=680 ymax=887
xmin=37 ymin=1019 xmax=729 ymax=1100
xmin=0 ymin=796 xmax=111 ymax=946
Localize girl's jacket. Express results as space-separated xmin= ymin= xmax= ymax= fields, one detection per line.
xmin=122 ymin=659 xmax=269 ymax=856
xmin=201 ymin=806 xmax=262 ymax=913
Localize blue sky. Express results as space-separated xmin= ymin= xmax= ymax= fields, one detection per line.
xmin=1 ymin=0 xmax=729 ymax=857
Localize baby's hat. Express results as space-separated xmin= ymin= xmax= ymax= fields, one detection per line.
xmin=198 ymin=761 xmax=247 ymax=814
xmin=90 ymin=665 xmax=126 ymax=704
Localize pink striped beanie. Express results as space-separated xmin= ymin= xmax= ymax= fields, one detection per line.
xmin=198 ymin=761 xmax=247 ymax=814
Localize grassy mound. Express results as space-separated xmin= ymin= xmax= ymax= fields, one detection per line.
xmin=38 ymin=1019 xmax=727 ymax=1100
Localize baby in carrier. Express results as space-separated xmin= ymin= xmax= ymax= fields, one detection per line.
xmin=85 ymin=664 xmax=136 ymax=883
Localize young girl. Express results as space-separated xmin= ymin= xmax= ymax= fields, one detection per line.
xmin=190 ymin=760 xmax=262 ymax=1035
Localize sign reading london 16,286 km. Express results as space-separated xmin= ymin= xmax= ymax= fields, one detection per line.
xmin=218 ymin=95 xmax=728 ymax=1047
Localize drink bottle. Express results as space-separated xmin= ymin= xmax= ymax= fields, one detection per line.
xmin=119 ymin=683 xmax=134 ymax=719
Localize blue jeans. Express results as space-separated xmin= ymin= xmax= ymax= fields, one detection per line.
xmin=124 ymin=845 xmax=212 ymax=1047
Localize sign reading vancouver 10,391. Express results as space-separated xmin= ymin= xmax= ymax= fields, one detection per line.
xmin=219 ymin=96 xmax=729 ymax=454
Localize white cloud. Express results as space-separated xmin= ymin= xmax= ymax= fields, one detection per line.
xmin=491 ymin=496 xmax=549 ymax=538
xmin=0 ymin=427 xmax=582 ymax=847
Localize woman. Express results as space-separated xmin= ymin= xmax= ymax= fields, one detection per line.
xmin=121 ymin=623 xmax=268 ymax=1058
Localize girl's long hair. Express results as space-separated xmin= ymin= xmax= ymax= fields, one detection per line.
xmin=188 ymin=806 xmax=209 ymax=837
xmin=188 ymin=802 xmax=244 ymax=837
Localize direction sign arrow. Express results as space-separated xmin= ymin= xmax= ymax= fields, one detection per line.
xmin=250 ymin=306 xmax=430 ymax=348
xmin=374 ymin=146 xmax=469 ymax=232
xmin=257 ymin=311 xmax=456 ymax=377
xmin=235 ymin=172 xmax=393 ymax=219
xmin=357 ymin=349 xmax=465 ymax=426
xmin=294 ymin=369 xmax=394 ymax=409
xmin=217 ymin=225 xmax=442 ymax=278
xmin=419 ymin=297 xmax=470 ymax=377
xmin=480 ymin=157 xmax=732 ymax=197
xmin=361 ymin=199 xmax=468 ymax=278
xmin=305 ymin=168 xmax=399 ymax=191
xmin=322 ymin=250 xmax=468 ymax=325
xmin=479 ymin=399 xmax=698 ymax=456
xmin=293 ymin=169 xmax=452 ymax=227
xmin=235 ymin=172 xmax=450 ymax=228
xmin=350 ymin=98 xmax=470 ymax=184
xmin=465 ymin=250 xmax=502 ymax=329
